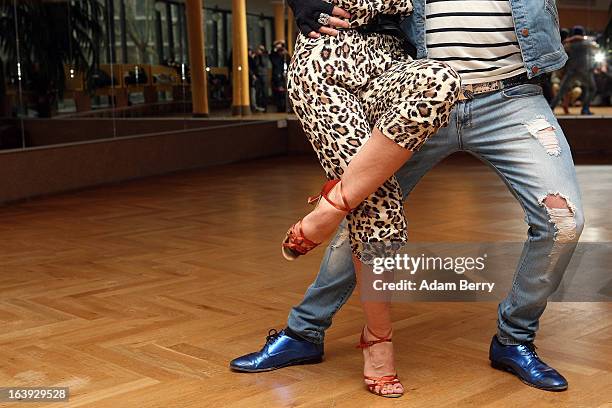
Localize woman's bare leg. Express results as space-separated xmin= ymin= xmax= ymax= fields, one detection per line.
xmin=301 ymin=128 xmax=413 ymax=244
xmin=354 ymin=256 xmax=404 ymax=396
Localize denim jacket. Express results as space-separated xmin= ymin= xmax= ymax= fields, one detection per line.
xmin=400 ymin=0 xmax=567 ymax=78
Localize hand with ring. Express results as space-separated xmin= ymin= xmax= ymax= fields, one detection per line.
xmin=287 ymin=0 xmax=351 ymax=38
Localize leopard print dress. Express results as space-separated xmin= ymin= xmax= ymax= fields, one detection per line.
xmin=287 ymin=0 xmax=461 ymax=263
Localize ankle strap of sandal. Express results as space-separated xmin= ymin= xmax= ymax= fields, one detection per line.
xmin=308 ymin=179 xmax=353 ymax=212
xmin=356 ymin=326 xmax=393 ymax=349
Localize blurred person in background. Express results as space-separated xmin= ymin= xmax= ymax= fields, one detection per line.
xmin=551 ymin=28 xmax=586 ymax=115
xmin=269 ymin=40 xmax=288 ymax=113
xmin=254 ymin=45 xmax=270 ymax=112
xmin=550 ymin=25 xmax=601 ymax=115
xmin=248 ymin=48 xmax=259 ymax=111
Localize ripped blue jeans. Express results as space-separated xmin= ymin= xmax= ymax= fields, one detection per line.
xmin=287 ymin=83 xmax=585 ymax=345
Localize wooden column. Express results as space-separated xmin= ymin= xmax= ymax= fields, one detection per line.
xmin=273 ymin=2 xmax=286 ymax=43
xmin=287 ymin=8 xmax=295 ymax=55
xmin=185 ymin=0 xmax=209 ymax=117
xmin=231 ymin=0 xmax=250 ymax=115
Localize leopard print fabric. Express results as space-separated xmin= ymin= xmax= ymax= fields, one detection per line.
xmin=288 ymin=2 xmax=461 ymax=263
xmin=326 ymin=0 xmax=413 ymax=27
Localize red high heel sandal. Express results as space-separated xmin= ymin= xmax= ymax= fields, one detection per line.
xmin=282 ymin=179 xmax=353 ymax=261
xmin=357 ymin=326 xmax=404 ymax=398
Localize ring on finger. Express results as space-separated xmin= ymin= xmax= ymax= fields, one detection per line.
xmin=317 ymin=12 xmax=331 ymax=26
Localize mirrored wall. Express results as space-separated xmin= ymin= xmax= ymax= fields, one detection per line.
xmin=0 ymin=0 xmax=609 ymax=151
xmin=0 ymin=0 xmax=293 ymax=150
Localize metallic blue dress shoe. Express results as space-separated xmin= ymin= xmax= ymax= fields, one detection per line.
xmin=489 ymin=335 xmax=568 ymax=391
xmin=230 ymin=329 xmax=324 ymax=372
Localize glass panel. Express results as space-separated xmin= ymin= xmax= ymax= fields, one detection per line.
xmin=245 ymin=10 xmax=279 ymax=117
xmin=1 ymin=0 xmax=25 ymax=150
xmin=247 ymin=14 xmax=269 ymax=50
xmin=264 ymin=18 xmax=274 ymax=52
xmin=177 ymin=2 xmax=190 ymax=123
xmin=109 ymin=0 xmax=188 ymax=136
xmin=205 ymin=8 xmax=222 ymax=67
xmin=269 ymin=20 xmax=289 ymax=114
xmin=206 ymin=8 xmax=231 ymax=113
xmin=1 ymin=0 xmax=115 ymax=148
xmin=1 ymin=1 xmax=281 ymax=145
xmin=554 ymin=0 xmax=611 ymax=116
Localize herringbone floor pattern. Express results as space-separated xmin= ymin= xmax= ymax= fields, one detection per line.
xmin=0 ymin=155 xmax=610 ymax=407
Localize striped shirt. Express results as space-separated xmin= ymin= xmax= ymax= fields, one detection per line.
xmin=425 ymin=0 xmax=527 ymax=84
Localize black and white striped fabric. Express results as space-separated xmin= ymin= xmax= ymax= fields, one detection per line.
xmin=425 ymin=0 xmax=527 ymax=84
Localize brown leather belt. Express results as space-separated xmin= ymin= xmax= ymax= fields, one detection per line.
xmin=458 ymin=72 xmax=544 ymax=101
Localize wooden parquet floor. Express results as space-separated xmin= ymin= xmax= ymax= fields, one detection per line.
xmin=0 ymin=155 xmax=610 ymax=408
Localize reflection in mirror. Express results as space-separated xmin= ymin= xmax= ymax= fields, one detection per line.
xmin=231 ymin=0 xmax=291 ymax=118
xmin=0 ymin=0 xmax=25 ymax=149
xmin=2 ymin=0 xmax=301 ymax=151
xmin=24 ymin=1 xmax=101 ymax=118
xmin=1 ymin=0 xmax=105 ymax=149
xmin=207 ymin=6 xmax=231 ymax=114
xmin=552 ymin=0 xmax=611 ymax=116
xmin=112 ymin=0 xmax=191 ymax=135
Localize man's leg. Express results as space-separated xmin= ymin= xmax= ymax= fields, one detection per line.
xmin=287 ymin=120 xmax=459 ymax=343
xmin=580 ymin=72 xmax=597 ymax=115
xmin=255 ymin=77 xmax=265 ymax=109
xmin=286 ymin=229 xmax=355 ymax=343
xmin=463 ymin=85 xmax=584 ymax=390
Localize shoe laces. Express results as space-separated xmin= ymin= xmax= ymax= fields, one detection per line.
xmin=266 ymin=329 xmax=281 ymax=344
xmin=520 ymin=342 xmax=540 ymax=360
